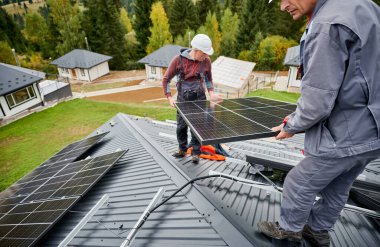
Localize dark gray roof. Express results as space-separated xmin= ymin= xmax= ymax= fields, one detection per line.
xmin=51 ymin=49 xmax=112 ymax=69
xmin=284 ymin=45 xmax=300 ymax=67
xmin=138 ymin=45 xmax=183 ymax=68
xmin=38 ymin=113 xmax=379 ymax=247
xmin=0 ymin=63 xmax=45 ymax=96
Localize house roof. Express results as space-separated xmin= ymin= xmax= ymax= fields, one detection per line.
xmin=284 ymin=45 xmax=300 ymax=67
xmin=138 ymin=45 xmax=183 ymax=68
xmin=50 ymin=49 xmax=112 ymax=69
xmin=38 ymin=113 xmax=379 ymax=247
xmin=212 ymin=56 xmax=256 ymax=90
xmin=0 ymin=63 xmax=45 ymax=96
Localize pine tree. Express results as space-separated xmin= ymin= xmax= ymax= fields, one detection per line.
xmin=47 ymin=0 xmax=84 ymax=55
xmin=146 ymin=1 xmax=172 ymax=54
xmin=236 ymin=0 xmax=276 ymax=52
xmin=120 ymin=7 xmax=132 ymax=33
xmin=0 ymin=8 xmax=26 ymax=52
xmin=197 ymin=11 xmax=221 ymax=56
xmin=82 ymin=0 xmax=127 ymax=69
xmin=195 ymin=0 xmax=213 ymax=28
xmin=132 ymin=0 xmax=156 ymax=57
xmin=227 ymin=0 xmax=243 ymax=14
xmin=169 ymin=0 xmax=197 ymax=38
xmin=24 ymin=12 xmax=50 ymax=57
xmin=220 ymin=8 xmax=239 ymax=57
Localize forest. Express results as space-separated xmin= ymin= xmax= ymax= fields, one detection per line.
xmin=1 ymin=0 xmax=379 ymax=73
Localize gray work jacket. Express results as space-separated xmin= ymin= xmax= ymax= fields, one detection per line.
xmin=283 ymin=0 xmax=380 ymax=158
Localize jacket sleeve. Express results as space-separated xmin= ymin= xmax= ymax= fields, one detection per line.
xmin=162 ymin=56 xmax=180 ymax=97
xmin=283 ymin=24 xmax=354 ymax=134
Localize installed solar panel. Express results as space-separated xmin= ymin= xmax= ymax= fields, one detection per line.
xmin=0 ymin=150 xmax=126 ymax=247
xmin=0 ymin=133 xmax=109 ymax=199
xmin=175 ymin=97 xmax=297 ymax=145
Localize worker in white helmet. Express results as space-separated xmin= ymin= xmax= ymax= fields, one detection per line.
xmin=162 ymin=34 xmax=222 ymax=163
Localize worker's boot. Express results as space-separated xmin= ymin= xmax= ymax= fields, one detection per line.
xmin=191 ymin=154 xmax=200 ymax=163
xmin=302 ymin=225 xmax=330 ymax=247
xmin=257 ymin=221 xmax=302 ymax=242
xmin=172 ymin=150 xmax=186 ymax=158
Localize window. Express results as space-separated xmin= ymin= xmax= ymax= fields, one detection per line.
xmin=80 ymin=69 xmax=85 ymax=77
xmin=5 ymin=86 xmax=37 ymax=109
xmin=151 ymin=67 xmax=156 ymax=75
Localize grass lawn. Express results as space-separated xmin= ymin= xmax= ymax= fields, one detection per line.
xmin=0 ymin=99 xmax=175 ymax=191
xmin=246 ymin=89 xmax=300 ymax=103
xmin=2 ymin=1 xmax=46 ymax=16
xmin=70 ymin=80 xmax=143 ymax=93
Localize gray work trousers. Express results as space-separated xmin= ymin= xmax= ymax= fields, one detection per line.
xmin=279 ymin=149 xmax=380 ymax=232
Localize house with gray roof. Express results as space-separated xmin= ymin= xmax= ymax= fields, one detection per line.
xmin=0 ymin=63 xmax=45 ymax=119
xmin=283 ymin=45 xmax=301 ymax=89
xmin=51 ymin=49 xmax=112 ymax=82
xmin=1 ymin=110 xmax=378 ymax=246
xmin=138 ymin=45 xmax=183 ymax=81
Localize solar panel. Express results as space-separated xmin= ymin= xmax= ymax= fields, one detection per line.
xmin=175 ymin=97 xmax=297 ymax=145
xmin=0 ymin=132 xmax=109 ymax=199
xmin=0 ymin=150 xmax=127 ymax=246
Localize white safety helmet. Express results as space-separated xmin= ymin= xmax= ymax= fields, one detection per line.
xmin=191 ymin=34 xmax=214 ymax=56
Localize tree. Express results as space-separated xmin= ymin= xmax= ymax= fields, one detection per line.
xmin=29 ymin=0 xmax=33 ymax=3
xmin=47 ymin=0 xmax=84 ymax=55
xmin=120 ymin=7 xmax=132 ymax=33
xmin=225 ymin=0 xmax=243 ymax=14
xmin=236 ymin=0 xmax=276 ymax=52
xmin=256 ymin=35 xmax=297 ymax=70
xmin=174 ymin=28 xmax=195 ymax=47
xmin=132 ymin=0 xmax=156 ymax=56
xmin=197 ymin=11 xmax=221 ymax=56
xmin=195 ymin=0 xmax=213 ymax=28
xmin=82 ymin=0 xmax=128 ymax=69
xmin=169 ymin=0 xmax=197 ymax=38
xmin=24 ymin=12 xmax=50 ymax=57
xmin=0 ymin=41 xmax=15 ymax=64
xmin=0 ymin=8 xmax=26 ymax=52
xmin=146 ymin=1 xmax=172 ymax=54
xmin=220 ymin=8 xmax=239 ymax=57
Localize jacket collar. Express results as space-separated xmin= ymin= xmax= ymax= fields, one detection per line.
xmin=307 ymin=0 xmax=328 ymax=28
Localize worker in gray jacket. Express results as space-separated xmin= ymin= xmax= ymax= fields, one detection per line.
xmin=258 ymin=0 xmax=380 ymax=246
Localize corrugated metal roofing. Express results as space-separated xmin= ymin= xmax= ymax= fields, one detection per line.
xmin=139 ymin=117 xmax=380 ymax=247
xmin=212 ymin=56 xmax=256 ymax=90
xmin=0 ymin=63 xmax=45 ymax=96
xmin=283 ymin=46 xmax=300 ymax=67
xmin=50 ymin=49 xmax=112 ymax=69
xmin=138 ymin=45 xmax=183 ymax=68
xmin=40 ymin=114 xmax=251 ymax=247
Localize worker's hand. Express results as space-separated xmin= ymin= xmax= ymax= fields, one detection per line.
xmin=209 ymin=91 xmax=223 ymax=103
xmin=272 ymin=124 xmax=294 ymax=140
xmin=168 ymin=96 xmax=176 ymax=108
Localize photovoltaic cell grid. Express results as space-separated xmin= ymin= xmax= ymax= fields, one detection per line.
xmin=0 ymin=150 xmax=126 ymax=247
xmin=0 ymin=132 xmax=109 ymax=199
xmin=175 ymin=97 xmax=297 ymax=145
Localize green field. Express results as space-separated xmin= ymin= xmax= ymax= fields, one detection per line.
xmin=0 ymin=90 xmax=300 ymax=191
xmin=0 ymin=99 xmax=175 ymax=191
xmin=2 ymin=1 xmax=46 ymax=16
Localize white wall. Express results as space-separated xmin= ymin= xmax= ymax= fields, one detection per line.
xmin=145 ymin=65 xmax=163 ymax=81
xmin=88 ymin=62 xmax=110 ymax=81
xmin=58 ymin=67 xmax=71 ymax=79
xmin=0 ymin=83 xmax=43 ymax=117
xmin=288 ymin=66 xmax=301 ymax=88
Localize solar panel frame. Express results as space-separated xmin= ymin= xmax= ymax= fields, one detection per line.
xmin=175 ymin=97 xmax=297 ymax=145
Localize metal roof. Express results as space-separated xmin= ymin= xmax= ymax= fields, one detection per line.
xmin=138 ymin=45 xmax=183 ymax=68
xmin=212 ymin=56 xmax=256 ymax=89
xmin=40 ymin=114 xmax=250 ymax=247
xmin=38 ymin=113 xmax=380 ymax=246
xmin=283 ymin=45 xmax=300 ymax=67
xmin=0 ymin=63 xmax=45 ymax=96
xmin=50 ymin=49 xmax=112 ymax=69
